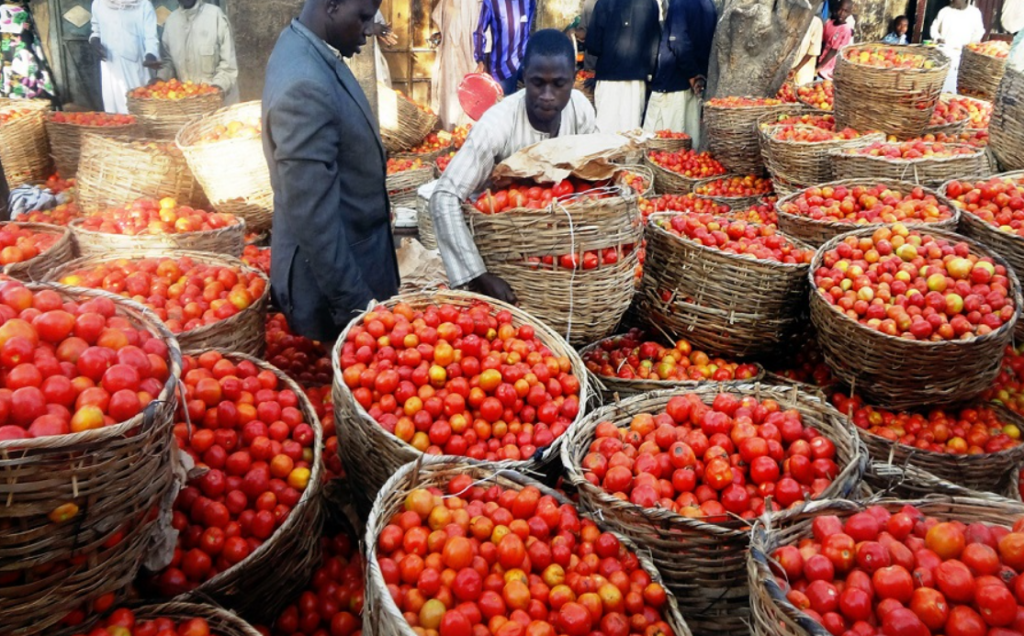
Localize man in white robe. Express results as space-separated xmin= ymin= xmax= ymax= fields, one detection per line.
xmin=430 ymin=0 xmax=481 ymax=128
xmin=90 ymin=0 xmax=160 ymax=114
xmin=930 ymin=0 xmax=986 ymax=94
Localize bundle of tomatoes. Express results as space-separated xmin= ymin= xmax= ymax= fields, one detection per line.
xmin=646 ymin=150 xmax=726 ymax=180
xmin=436 ymin=152 xmax=455 ymax=174
xmin=730 ymin=199 xmax=780 ymax=227
xmin=844 ymin=46 xmax=933 ymax=70
xmin=778 ymin=83 xmax=798 ymax=103
xmin=338 ymin=300 xmax=582 ymax=462
xmin=765 ymin=336 xmax=833 ymax=387
xmin=984 ymin=344 xmax=1024 ymax=416
xmin=926 ymin=130 xmax=990 ymax=147
xmin=769 ymin=504 xmax=1024 ymax=636
xmin=583 ymin=329 xmax=760 ymax=383
xmin=930 ymin=100 xmax=971 ymax=127
xmin=242 ymin=244 xmax=271 ymax=276
xmin=707 ymin=97 xmax=784 ymax=108
xmin=408 ymin=132 xmax=449 ymax=155
xmin=56 ymin=255 xmax=266 ymax=335
xmin=656 ymin=213 xmax=814 ymax=264
xmin=146 ymin=351 xmax=317 ymax=596
xmin=71 ymin=609 xmax=221 ymax=636
xmin=256 ymin=530 xmax=364 ymax=636
xmin=618 ymin=170 xmax=650 ymax=196
xmin=0 ymin=108 xmax=33 ymax=125
xmin=968 ymin=40 xmax=1010 ymax=59
xmin=387 ymin=158 xmax=427 ymax=176
xmin=639 ymin=193 xmax=730 ymax=220
xmin=798 ymin=81 xmax=835 ymax=111
xmin=765 ymin=113 xmax=836 ymax=131
xmin=0 ymin=281 xmax=172 ymax=441
xmin=199 ymin=118 xmax=261 ymax=143
xmin=49 ymin=111 xmax=135 ymax=127
xmin=265 ymin=313 xmax=332 ymax=388
xmin=129 ymin=79 xmax=219 ymax=100
xmin=694 ymin=175 xmax=775 ymax=199
xmin=946 ymin=177 xmax=1024 ymax=238
xmin=580 ymin=392 xmax=842 ymax=518
xmin=781 ymin=184 xmax=954 ymax=225
xmin=21 ymin=200 xmax=83 ymax=226
xmin=943 ymin=97 xmax=992 ymax=129
xmin=375 ymin=475 xmax=676 ymax=636
xmin=471 ymin=178 xmax=612 ymax=214
xmin=846 ymin=141 xmax=978 ymax=160
xmin=452 ymin=124 xmax=472 ymax=150
xmin=831 ymin=392 xmax=1020 ymax=455
xmin=0 ymin=223 xmax=59 ymax=265
xmin=771 ymin=126 xmax=865 ymax=142
xmin=813 ymin=225 xmax=1015 ymax=340
xmin=77 ymin=197 xmax=239 ymax=236
xmin=654 ymin=130 xmax=690 ymax=140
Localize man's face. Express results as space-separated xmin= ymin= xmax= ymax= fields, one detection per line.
xmin=523 ymin=56 xmax=574 ymax=127
xmin=326 ymin=0 xmax=380 ymax=58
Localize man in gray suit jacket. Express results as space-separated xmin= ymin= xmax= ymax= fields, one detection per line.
xmin=262 ymin=0 xmax=400 ymax=342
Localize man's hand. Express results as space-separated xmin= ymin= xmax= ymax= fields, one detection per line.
xmin=90 ymin=38 xmax=107 ymax=61
xmin=143 ymin=54 xmax=163 ymax=70
xmin=475 ymin=61 xmax=486 ymax=74
xmin=372 ymin=22 xmax=398 ymax=46
xmin=468 ymin=273 xmax=518 ymax=305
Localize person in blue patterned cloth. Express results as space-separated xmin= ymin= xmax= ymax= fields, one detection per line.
xmin=0 ymin=3 xmax=55 ymax=102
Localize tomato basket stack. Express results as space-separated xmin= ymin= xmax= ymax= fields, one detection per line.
xmin=760 ymin=124 xmax=884 ymax=191
xmin=127 ymin=81 xmax=224 ymax=140
xmin=44 ymin=111 xmax=136 ymax=178
xmin=703 ymin=98 xmax=789 ymax=176
xmin=0 ymin=99 xmax=51 ymax=187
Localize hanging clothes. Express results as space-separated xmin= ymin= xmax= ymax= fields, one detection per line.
xmin=0 ymin=3 xmax=55 ymax=101
xmin=90 ymin=0 xmax=159 ymax=114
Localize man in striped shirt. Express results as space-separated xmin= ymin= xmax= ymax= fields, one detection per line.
xmin=431 ymin=29 xmax=597 ymax=303
xmin=473 ymin=0 xmax=536 ymax=96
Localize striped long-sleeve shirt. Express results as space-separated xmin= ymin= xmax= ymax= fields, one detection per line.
xmin=473 ymin=0 xmax=535 ymax=81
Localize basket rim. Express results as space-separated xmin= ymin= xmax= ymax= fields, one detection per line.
xmin=44 ymin=113 xmax=137 ymax=128
xmin=0 ymin=282 xmax=183 ymax=451
xmin=828 ymin=142 xmax=986 ymax=163
xmin=808 ymin=224 xmax=1024 ymax=349
xmin=692 ymin=174 xmax=776 ymax=201
xmin=0 ymin=221 xmax=72 ymax=276
xmin=68 ymin=216 xmax=245 ymax=236
xmin=175 ymin=99 xmax=261 ymax=150
xmin=837 ymin=42 xmax=951 ymax=73
xmin=128 ymin=601 xmax=262 ymax=636
xmin=647 ymin=211 xmax=812 ymax=270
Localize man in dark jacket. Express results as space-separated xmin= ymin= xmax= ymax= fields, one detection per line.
xmin=643 ymin=0 xmax=716 ymax=147
xmin=262 ymin=0 xmax=399 ymax=342
xmin=584 ymin=0 xmax=660 ymax=133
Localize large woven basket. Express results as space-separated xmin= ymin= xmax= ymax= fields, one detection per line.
xmin=378 ymin=86 xmax=439 ymax=153
xmin=415 ymin=186 xmax=437 ymax=249
xmin=465 ymin=187 xmax=643 ymax=344
xmin=762 ymin=127 xmax=884 ymax=187
xmin=644 ymin=152 xmax=702 ymax=194
xmin=45 ymin=114 xmax=136 ymax=178
xmin=829 ymin=143 xmax=990 ymax=188
xmin=639 ymin=213 xmax=811 ymax=359
xmin=990 ymin=65 xmax=1024 ymax=171
xmin=809 ymin=226 xmax=1022 ymax=409
xmin=563 ymin=384 xmax=866 ymax=636
xmin=176 ymin=101 xmax=273 ymax=233
xmin=704 ymin=101 xmax=789 ymax=175
xmin=960 ymin=44 xmax=1008 ymax=101
xmin=68 ymin=216 xmax=245 ymax=258
xmin=862 ymin=459 xmax=1023 ymax=502
xmin=331 ymin=289 xmax=591 ymax=511
xmin=0 ymin=221 xmax=73 ymax=281
xmin=748 ymin=497 xmax=1024 ymax=636
xmin=0 ymin=284 xmax=182 ymax=636
xmin=387 ymin=166 xmax=433 ymax=210
xmin=645 ymin=135 xmax=693 ymax=154
xmin=775 ymin=179 xmax=961 ymax=247
xmin=127 ymin=90 xmax=223 ymax=140
xmin=692 ymin=174 xmax=777 ymax=209
xmin=0 ymin=99 xmax=51 ymax=187
xmin=76 ymin=134 xmax=206 ymax=213
xmin=46 ymin=250 xmax=269 ymax=356
xmin=126 ymin=602 xmax=262 ymax=636
xmin=365 ymin=457 xmax=694 ymax=636
xmin=833 ymin=44 xmax=949 ymax=139
xmin=172 ymin=351 xmax=323 ymax=622
xmin=617 ymin=162 xmax=656 ymax=198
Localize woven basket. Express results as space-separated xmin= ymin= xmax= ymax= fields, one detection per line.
xmin=172 ymin=351 xmax=323 ymax=622
xmin=563 ymin=384 xmax=866 ymax=636
xmin=76 ymin=134 xmax=206 ymax=213
xmin=829 ymin=143 xmax=990 ymax=188
xmin=762 ymin=128 xmax=884 ymax=187
xmin=68 ymin=216 xmax=245 ymax=258
xmin=810 ymin=226 xmax=1022 ymax=410
xmin=365 ymin=457 xmax=694 ymax=636
xmin=775 ymin=179 xmax=961 ymax=247
xmin=45 ymin=115 xmax=137 ymax=178
xmin=415 ymin=187 xmax=437 ymax=249
xmin=616 ymin=163 xmax=656 ymax=198
xmin=391 ymin=144 xmax=452 ymax=164
xmin=331 ymin=289 xmax=591 ymax=510
xmin=0 ymin=222 xmax=73 ymax=281
xmin=639 ymin=213 xmax=811 ymax=359
xmin=692 ymin=174 xmax=777 ymax=209
xmin=579 ymin=337 xmax=766 ymax=402
xmin=645 ymin=135 xmax=693 ymax=154
xmin=644 ymin=152 xmax=702 ymax=194
xmin=176 ymin=101 xmax=273 ymax=233
xmin=960 ymin=45 xmax=1008 ymax=101
xmin=465 ymin=187 xmax=643 ymax=344
xmin=755 ymin=108 xmax=826 ymax=146
xmin=704 ymin=101 xmax=789 ymax=176
xmin=127 ymin=602 xmax=262 ymax=636
xmin=127 ymin=90 xmax=223 ymax=140
xmin=387 ymin=166 xmax=433 ymax=211
xmin=748 ymin=497 xmax=1024 ymax=636
xmin=0 ymin=100 xmax=51 ymax=187
xmin=0 ymin=284 xmax=182 ymax=636
xmin=834 ymin=44 xmax=949 ymax=139
xmin=46 ymin=250 xmax=269 ymax=356
xmin=378 ymin=87 xmax=439 ymax=153
xmin=991 ymin=65 xmax=1024 ymax=171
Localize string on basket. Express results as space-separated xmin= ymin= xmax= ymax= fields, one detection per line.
xmin=552 ymin=196 xmax=578 ymax=344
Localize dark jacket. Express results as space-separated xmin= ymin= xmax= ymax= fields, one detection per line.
xmin=584 ymin=0 xmax=661 ymax=82
xmin=650 ymin=0 xmax=717 ymax=93
xmin=262 ymin=20 xmax=399 ymax=342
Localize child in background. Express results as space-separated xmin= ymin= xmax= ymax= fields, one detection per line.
xmin=882 ymin=15 xmax=909 ymax=44
xmin=817 ymin=0 xmax=854 ymax=80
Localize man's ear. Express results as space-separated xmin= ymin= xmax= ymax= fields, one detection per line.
xmin=325 ymin=0 xmax=343 ymax=17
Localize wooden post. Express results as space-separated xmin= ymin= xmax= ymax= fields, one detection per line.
xmin=349 ymin=45 xmax=379 ymax=122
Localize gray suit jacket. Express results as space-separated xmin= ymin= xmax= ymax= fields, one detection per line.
xmin=262 ymin=20 xmax=399 ymax=342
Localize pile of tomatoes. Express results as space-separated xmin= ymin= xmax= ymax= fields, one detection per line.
xmin=471 ymin=179 xmax=612 ymax=214
xmin=77 ymin=198 xmax=239 ymax=236
xmin=583 ymin=329 xmax=760 ymax=383
xmin=387 ymin=158 xmax=427 ymax=176
xmin=49 ymin=112 xmax=135 ymax=127
xmin=338 ymin=300 xmax=582 ymax=462
xmin=266 ymin=313 xmax=332 ymax=388
xmin=765 ymin=336 xmax=833 ymax=387
xmin=945 ymin=176 xmax=1024 ymax=238
xmin=0 ymin=223 xmax=59 ymax=265
xmin=983 ymin=344 xmax=1024 ymax=415
xmin=374 ymin=475 xmax=676 ymax=636
xmin=656 ymin=213 xmax=814 ymax=264
xmin=646 ymin=150 xmax=726 ymax=180
xmin=129 ymin=79 xmax=219 ymax=100
xmin=71 ymin=609 xmax=220 ymax=636
xmin=242 ymin=244 xmax=271 ymax=276
xmin=782 ymin=184 xmax=954 ymax=225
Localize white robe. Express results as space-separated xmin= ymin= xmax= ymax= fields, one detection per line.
xmin=430 ymin=0 xmax=480 ymax=128
xmin=930 ymin=5 xmax=986 ymax=94
xmin=644 ymin=90 xmax=702 ymax=148
xmin=594 ymin=80 xmax=645 ymax=134
xmin=90 ymin=1 xmax=159 ymax=114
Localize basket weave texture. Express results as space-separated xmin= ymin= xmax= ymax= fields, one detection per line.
xmin=0 ymin=99 xmax=51 ymax=187
xmin=127 ymin=90 xmax=223 ymax=140
xmin=331 ymin=290 xmax=591 ymax=510
xmin=415 ymin=189 xmax=437 ymax=249
xmin=378 ymin=86 xmax=439 ymax=153
xmin=365 ymin=457 xmax=694 ymax=636
xmin=761 ymin=127 xmax=884 ymax=188
xmin=176 ymin=101 xmax=274 ymax=233
xmin=387 ymin=166 xmax=433 ymax=211
xmin=809 ymin=226 xmax=1022 ymax=410
xmin=68 ymin=216 xmax=245 ymax=259
xmin=45 ymin=115 xmax=136 ymax=178
xmin=645 ymin=135 xmax=692 ymax=154
xmin=704 ymin=102 xmax=789 ymax=175
xmin=692 ymin=174 xmax=776 ymax=209
xmin=833 ymin=44 xmax=949 ymax=139
xmin=828 ymin=143 xmax=991 ymax=188
xmin=0 ymin=222 xmax=74 ymax=282
xmin=76 ymin=133 xmax=206 ymax=214
xmin=129 ymin=602 xmax=263 ymax=636
xmin=990 ymin=65 xmax=1024 ymax=171
xmin=644 ymin=152 xmax=701 ymax=194
xmin=639 ymin=213 xmax=811 ymax=359
xmin=959 ymin=45 xmax=1008 ymax=101
xmin=0 ymin=284 xmax=182 ymax=636
xmin=563 ymin=384 xmax=866 ymax=636
xmin=46 ymin=250 xmax=269 ymax=357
